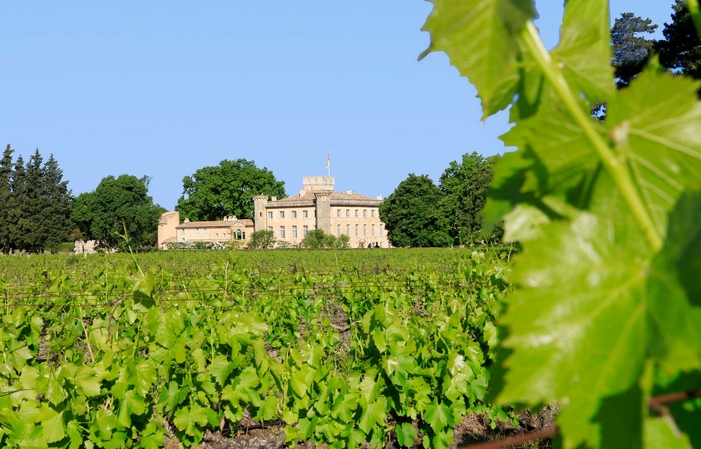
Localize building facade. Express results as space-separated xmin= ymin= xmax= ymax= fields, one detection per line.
xmin=158 ymin=176 xmax=389 ymax=249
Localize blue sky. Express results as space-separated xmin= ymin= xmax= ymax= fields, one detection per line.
xmin=0 ymin=1 xmax=678 ymax=210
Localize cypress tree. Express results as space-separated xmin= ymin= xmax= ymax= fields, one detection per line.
xmin=41 ymin=154 xmax=74 ymax=252
xmin=0 ymin=145 xmax=14 ymax=252
xmin=6 ymin=155 xmax=26 ymax=253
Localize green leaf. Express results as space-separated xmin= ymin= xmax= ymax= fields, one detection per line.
xmin=174 ymin=405 xmax=208 ymax=437
xmin=259 ymin=395 xmax=278 ymax=421
xmin=605 ymin=68 xmax=701 ymax=236
xmin=331 ymin=393 xmax=359 ymax=423
xmin=644 ymin=416 xmax=690 ymax=449
xmin=420 ymin=0 xmax=536 ymax=118
xmin=358 ymin=397 xmax=386 ymax=435
xmin=209 ymin=356 xmax=236 ymax=387
xmin=46 ymin=373 xmax=67 ymax=406
xmin=131 ymin=269 xmax=156 ymax=299
xmin=67 ymin=364 xmax=101 ymax=397
xmin=396 ymin=422 xmax=417 ymax=448
xmin=95 ymin=409 xmax=117 ymax=441
xmin=497 ymin=213 xmax=647 ymax=447
xmin=550 ymin=0 xmax=614 ymax=103
xmin=117 ymin=390 xmax=147 ymax=427
xmin=424 ymin=400 xmax=453 ymax=433
xmin=159 ymin=381 xmax=189 ymax=414
xmin=37 ymin=407 xmax=64 ymax=444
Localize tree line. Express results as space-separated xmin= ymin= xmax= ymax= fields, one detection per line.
xmin=0 ymin=144 xmax=165 ymax=253
xmin=379 ymin=152 xmax=501 ymax=248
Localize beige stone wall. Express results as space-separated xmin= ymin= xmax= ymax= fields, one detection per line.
xmin=329 ymin=206 xmax=389 ymax=248
xmin=263 ymin=203 xmax=389 ymax=248
xmin=158 ymin=211 xmax=180 ymax=248
xmin=176 ymin=225 xmax=252 ymax=245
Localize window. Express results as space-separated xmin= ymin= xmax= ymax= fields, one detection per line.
xmin=355 ymin=210 xmax=359 ymax=217
xmin=346 ymin=224 xmax=350 ymax=235
xmin=372 ymin=224 xmax=375 ymax=236
xmin=380 ymin=224 xmax=384 ymax=236
xmin=337 ymin=224 xmax=341 ymax=237
xmin=279 ymin=211 xmax=285 ymax=219
xmin=355 ymin=224 xmax=359 ymax=237
xmin=280 ymin=226 xmax=285 ymax=238
xmin=292 ymin=226 xmax=298 ymax=238
xmin=216 ymin=233 xmax=219 ymax=238
xmin=292 ymin=211 xmax=297 ymax=218
xmin=268 ymin=226 xmax=273 ymax=232
xmin=303 ymin=225 xmax=309 ymax=236
xmin=268 ymin=211 xmax=273 ymax=219
xmin=363 ymin=224 xmax=367 ymax=237
xmin=337 ymin=209 xmax=341 ymax=217
xmin=371 ymin=210 xmax=375 ymax=218
xmin=303 ymin=210 xmax=308 ymax=218
xmin=346 ymin=209 xmax=350 ymax=217
xmin=363 ymin=210 xmax=367 ymax=217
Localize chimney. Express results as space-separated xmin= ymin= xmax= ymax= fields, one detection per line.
xmin=376 ymin=195 xmax=383 ymax=200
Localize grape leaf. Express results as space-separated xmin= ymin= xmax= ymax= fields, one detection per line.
xmin=605 ymin=68 xmax=701 ymax=236
xmin=497 ymin=213 xmax=648 ymax=448
xmin=420 ymin=0 xmax=537 ymax=118
xmin=424 ymin=400 xmax=453 ymax=433
xmin=174 ymin=405 xmax=208 ymax=437
xmin=358 ymin=397 xmax=386 ymax=435
xmin=551 ymin=0 xmax=614 ymax=103
xmin=644 ymin=416 xmax=690 ymax=449
xmin=396 ymin=422 xmax=417 ymax=448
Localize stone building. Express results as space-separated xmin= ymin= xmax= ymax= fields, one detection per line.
xmin=158 ymin=176 xmax=389 ymax=249
xmin=158 ymin=211 xmax=254 ymax=248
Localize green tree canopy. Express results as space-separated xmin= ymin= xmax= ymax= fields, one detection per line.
xmin=0 ymin=145 xmax=14 ymax=252
xmin=73 ymin=174 xmax=165 ymax=249
xmin=439 ymin=152 xmax=500 ymax=245
xmin=301 ymin=229 xmax=349 ymax=249
xmin=248 ymin=230 xmax=276 ymax=249
xmin=379 ymin=174 xmax=451 ymax=248
xmin=176 ymin=159 xmax=286 ymax=222
xmin=657 ymin=0 xmax=701 ymax=79
xmin=611 ymin=12 xmax=658 ymax=87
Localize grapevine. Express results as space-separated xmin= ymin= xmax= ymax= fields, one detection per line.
xmin=421 ymin=0 xmax=701 ymax=447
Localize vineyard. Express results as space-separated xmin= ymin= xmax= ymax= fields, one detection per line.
xmin=0 ymin=247 xmax=514 ymax=448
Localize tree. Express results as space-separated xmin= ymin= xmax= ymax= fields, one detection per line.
xmin=40 ymin=155 xmax=75 ymax=251
xmin=0 ymin=145 xmax=14 ymax=252
xmin=248 ymin=230 xmax=276 ymax=249
xmin=379 ymin=174 xmax=451 ymax=248
xmin=611 ymin=13 xmax=658 ymax=87
xmin=5 ymin=155 xmax=26 ymax=253
xmin=300 ymin=229 xmax=348 ymax=249
xmin=439 ymin=152 xmax=494 ymax=245
xmin=657 ymin=0 xmax=701 ymax=79
xmin=73 ymin=175 xmax=165 ymax=249
xmin=177 ymin=159 xmax=286 ymax=222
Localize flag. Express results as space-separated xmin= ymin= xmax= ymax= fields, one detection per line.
xmin=326 ymin=152 xmax=330 ymax=170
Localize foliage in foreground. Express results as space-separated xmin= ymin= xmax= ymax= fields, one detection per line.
xmin=421 ymin=0 xmax=701 ymax=448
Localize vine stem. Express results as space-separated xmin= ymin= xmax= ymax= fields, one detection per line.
xmin=519 ymin=21 xmax=663 ymax=252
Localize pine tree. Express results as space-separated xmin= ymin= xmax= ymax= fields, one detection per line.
xmin=657 ymin=0 xmax=701 ymax=79
xmin=611 ymin=13 xmax=658 ymax=87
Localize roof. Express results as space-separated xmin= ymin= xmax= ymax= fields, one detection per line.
xmin=176 ymin=219 xmax=254 ymax=229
